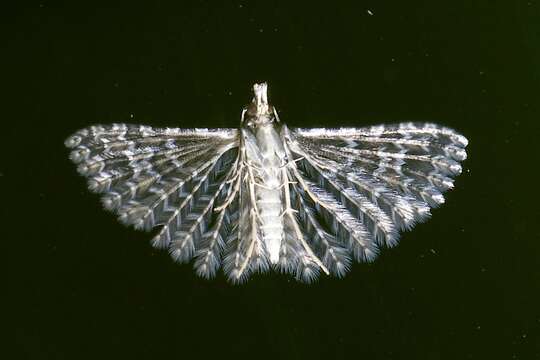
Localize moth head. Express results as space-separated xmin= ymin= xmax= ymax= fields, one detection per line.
xmin=243 ymin=82 xmax=277 ymax=127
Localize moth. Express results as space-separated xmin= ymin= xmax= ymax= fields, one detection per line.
xmin=65 ymin=83 xmax=468 ymax=283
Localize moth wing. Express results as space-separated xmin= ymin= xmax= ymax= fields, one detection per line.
xmin=65 ymin=124 xmax=240 ymax=276
xmin=283 ymin=123 xmax=468 ymax=269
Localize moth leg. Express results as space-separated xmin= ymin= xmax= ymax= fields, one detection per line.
xmin=213 ymin=151 xmax=244 ymax=213
xmin=280 ymin=156 xmax=304 ymax=168
xmin=245 ymin=163 xmax=263 ymax=220
xmin=282 ymin=152 xmax=337 ymax=212
xmin=273 ymin=106 xmax=281 ymax=123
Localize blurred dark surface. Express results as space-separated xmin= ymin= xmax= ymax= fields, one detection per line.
xmin=5 ymin=1 xmax=539 ymax=359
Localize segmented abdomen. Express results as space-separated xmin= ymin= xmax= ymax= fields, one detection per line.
xmin=257 ymin=175 xmax=283 ymax=263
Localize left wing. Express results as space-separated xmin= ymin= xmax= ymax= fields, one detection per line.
xmin=65 ymin=124 xmax=239 ymax=277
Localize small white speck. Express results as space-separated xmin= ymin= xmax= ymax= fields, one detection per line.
xmin=367 ymin=9 xmax=374 ymax=15
xmin=391 ymin=58 xmax=395 ymax=62
xmin=130 ymin=113 xmax=134 ymax=119
xmin=259 ymin=28 xmax=264 ymax=33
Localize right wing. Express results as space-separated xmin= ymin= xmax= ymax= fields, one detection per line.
xmin=282 ymin=122 xmax=468 ymax=275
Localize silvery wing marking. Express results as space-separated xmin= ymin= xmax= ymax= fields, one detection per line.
xmin=66 ymin=83 xmax=468 ymax=284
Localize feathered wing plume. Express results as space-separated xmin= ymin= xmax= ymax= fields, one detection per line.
xmin=279 ymin=122 xmax=468 ymax=278
xmin=66 ymin=119 xmax=467 ymax=284
xmin=221 ymin=131 xmax=270 ymax=283
xmin=65 ymin=124 xmax=240 ymax=273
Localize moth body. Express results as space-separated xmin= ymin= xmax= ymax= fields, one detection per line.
xmin=243 ymin=83 xmax=287 ymax=263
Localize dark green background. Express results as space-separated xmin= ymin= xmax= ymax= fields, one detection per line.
xmin=6 ymin=1 xmax=539 ymax=359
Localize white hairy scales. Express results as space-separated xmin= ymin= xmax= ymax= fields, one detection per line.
xmin=66 ymin=82 xmax=468 ymax=283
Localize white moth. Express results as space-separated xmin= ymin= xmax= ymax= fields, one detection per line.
xmin=65 ymin=83 xmax=468 ymax=283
